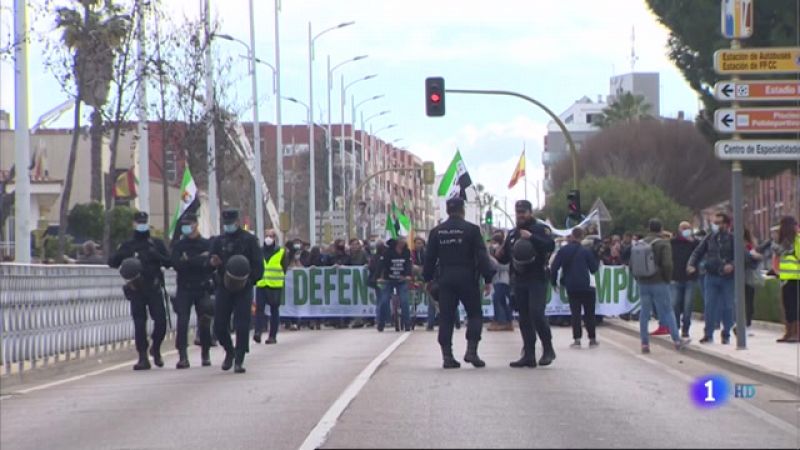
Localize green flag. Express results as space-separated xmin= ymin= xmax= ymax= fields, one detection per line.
xmin=437 ymin=150 xmax=472 ymax=199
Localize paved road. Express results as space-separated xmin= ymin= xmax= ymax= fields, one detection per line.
xmin=1 ymin=326 xmax=798 ymax=449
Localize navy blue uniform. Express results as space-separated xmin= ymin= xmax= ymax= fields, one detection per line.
xmin=109 ymin=231 xmax=171 ymax=354
xmin=424 ymin=216 xmax=494 ymax=349
xmin=210 ymin=230 xmax=264 ymax=365
xmin=171 ymin=235 xmax=214 ymax=352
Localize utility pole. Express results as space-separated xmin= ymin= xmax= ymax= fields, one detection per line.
xmin=137 ymin=0 xmax=150 ymax=215
xmin=204 ymin=0 xmax=218 ymax=235
xmin=13 ymin=0 xmax=31 ymax=263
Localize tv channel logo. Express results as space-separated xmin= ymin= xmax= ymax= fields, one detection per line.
xmin=690 ymin=375 xmax=757 ymax=408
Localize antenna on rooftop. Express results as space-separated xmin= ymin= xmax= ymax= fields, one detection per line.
xmin=630 ymin=26 xmax=639 ymax=73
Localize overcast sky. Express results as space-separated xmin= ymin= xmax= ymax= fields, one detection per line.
xmin=0 ymin=0 xmax=701 ymax=207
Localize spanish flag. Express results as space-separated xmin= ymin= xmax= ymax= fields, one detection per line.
xmin=508 ymin=150 xmax=525 ymax=189
xmin=114 ymin=168 xmax=138 ymax=199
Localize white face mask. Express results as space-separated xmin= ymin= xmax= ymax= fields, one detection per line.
xmin=681 ymin=229 xmax=692 ymax=239
xmin=711 ymin=224 xmax=720 ymax=233
xmin=264 ymin=237 xmax=275 ymax=246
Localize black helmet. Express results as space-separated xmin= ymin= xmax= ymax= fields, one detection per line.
xmin=224 ymin=254 xmax=250 ymax=292
xmin=119 ymin=257 xmax=142 ymax=282
xmin=512 ymin=238 xmax=536 ymax=271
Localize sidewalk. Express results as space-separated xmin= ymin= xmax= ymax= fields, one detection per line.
xmin=606 ymin=316 xmax=800 ymax=393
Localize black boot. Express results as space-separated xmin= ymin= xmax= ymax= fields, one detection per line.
xmin=253 ymin=332 xmax=262 ymax=344
xmin=150 ymin=346 xmax=164 ymax=368
xmin=441 ymin=346 xmax=461 ymax=369
xmin=463 ymin=340 xmax=486 ymax=368
xmin=201 ymin=347 xmax=211 ymax=367
xmin=133 ymin=351 xmax=151 ymax=371
xmin=539 ymin=341 xmax=556 ymax=367
xmin=510 ymin=348 xmax=537 ymax=368
xmin=221 ymin=351 xmax=234 ymax=371
xmin=234 ymin=354 xmax=246 ymax=374
xmin=176 ymin=349 xmax=190 ymax=369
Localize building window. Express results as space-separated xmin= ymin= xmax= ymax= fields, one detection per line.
xmin=165 ymin=147 xmax=177 ymax=183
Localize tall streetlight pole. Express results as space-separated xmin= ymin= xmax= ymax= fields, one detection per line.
xmin=13 ymin=0 xmax=30 ymax=262
xmin=341 ymin=79 xmax=377 ymax=206
xmin=215 ymin=28 xmax=265 ymax=237
xmin=350 ymin=93 xmax=383 ymax=205
xmin=326 ymin=55 xmax=367 ymax=211
xmin=368 ymin=122 xmax=397 ymax=211
xmin=203 ymin=0 xmax=218 ymax=234
xmin=309 ymin=20 xmax=354 ymax=245
xmin=274 ymin=0 xmax=283 ymax=227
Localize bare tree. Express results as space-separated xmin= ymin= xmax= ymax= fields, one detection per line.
xmin=550 ymin=118 xmax=729 ymax=212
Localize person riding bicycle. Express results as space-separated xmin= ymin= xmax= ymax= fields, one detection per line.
xmin=376 ymin=237 xmax=412 ymax=332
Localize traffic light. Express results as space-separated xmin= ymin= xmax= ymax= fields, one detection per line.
xmin=567 ymin=189 xmax=581 ymax=220
xmin=425 ymin=77 xmax=445 ymax=117
xmin=422 ymin=161 xmax=435 ymax=185
xmin=485 ymin=209 xmax=493 ymax=226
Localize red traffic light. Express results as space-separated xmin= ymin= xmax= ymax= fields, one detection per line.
xmin=430 ymin=93 xmax=441 ymax=103
xmin=425 ymin=77 xmax=445 ymax=117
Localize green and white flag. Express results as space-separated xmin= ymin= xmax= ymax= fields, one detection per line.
xmin=384 ymin=202 xmax=411 ymax=240
xmin=168 ymin=167 xmax=199 ymax=241
xmin=437 ymin=150 xmax=472 ymax=200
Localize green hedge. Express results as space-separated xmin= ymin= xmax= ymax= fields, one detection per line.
xmin=692 ymin=278 xmax=783 ymax=323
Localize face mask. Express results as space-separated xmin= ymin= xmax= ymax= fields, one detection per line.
xmin=711 ymin=224 xmax=720 ymax=233
xmin=223 ymin=224 xmax=238 ymax=234
xmin=369 ymin=241 xmax=377 ymax=249
xmin=135 ymin=224 xmax=149 ymax=233
xmin=181 ymin=225 xmax=193 ymax=236
xmin=264 ymin=237 xmax=275 ymax=246
xmin=293 ymin=244 xmax=302 ymax=250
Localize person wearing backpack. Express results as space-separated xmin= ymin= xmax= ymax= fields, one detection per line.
xmin=631 ymin=219 xmax=690 ymax=354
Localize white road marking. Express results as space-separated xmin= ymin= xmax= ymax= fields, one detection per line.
xmin=602 ymin=334 xmax=799 ymax=436
xmin=0 ymin=349 xmax=179 ymax=398
xmin=299 ymin=332 xmax=410 ymax=450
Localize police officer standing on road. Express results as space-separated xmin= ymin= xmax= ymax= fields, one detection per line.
xmin=209 ymin=209 xmax=263 ymax=374
xmin=109 ymin=212 xmax=171 ymax=371
xmin=496 ymin=200 xmax=556 ymax=368
xmin=424 ymin=197 xmax=495 ymax=369
xmin=170 ymin=212 xmax=214 ymax=369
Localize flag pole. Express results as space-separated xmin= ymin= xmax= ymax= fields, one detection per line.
xmin=523 ymin=143 xmax=528 ymax=201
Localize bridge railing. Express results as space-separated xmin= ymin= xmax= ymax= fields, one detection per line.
xmin=0 ymin=264 xmax=180 ymax=377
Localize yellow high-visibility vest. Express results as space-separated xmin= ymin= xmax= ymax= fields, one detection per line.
xmin=257 ymin=248 xmax=286 ymax=288
xmin=778 ymin=235 xmax=800 ymax=281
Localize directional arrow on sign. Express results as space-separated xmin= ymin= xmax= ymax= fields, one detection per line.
xmin=714 ymin=107 xmax=800 ymax=133
xmin=720 ymin=83 xmax=734 ymax=99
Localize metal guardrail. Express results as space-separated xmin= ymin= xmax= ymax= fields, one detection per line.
xmin=0 ymin=264 xmax=179 ymax=376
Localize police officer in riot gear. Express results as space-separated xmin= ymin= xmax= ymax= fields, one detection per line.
xmin=424 ymin=197 xmax=495 ymax=369
xmin=496 ymin=200 xmax=556 ymax=368
xmin=170 ymin=212 xmax=214 ymax=369
xmin=209 ymin=209 xmax=263 ymax=374
xmin=109 ymin=211 xmax=171 ymax=371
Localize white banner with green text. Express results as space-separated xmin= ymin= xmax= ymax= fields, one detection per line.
xmin=274 ymin=266 xmax=642 ymax=318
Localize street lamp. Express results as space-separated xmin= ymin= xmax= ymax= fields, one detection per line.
xmin=308 ymin=20 xmax=354 ymax=245
xmin=215 ymin=23 xmax=266 ymax=237
xmin=326 ymin=54 xmax=367 ymax=211
xmin=340 ymin=75 xmax=377 ymax=205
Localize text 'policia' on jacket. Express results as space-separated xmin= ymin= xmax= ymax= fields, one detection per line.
xmin=422 ymin=216 xmax=495 ymax=284
xmin=497 ymin=221 xmax=555 ymax=282
xmin=210 ymin=229 xmax=264 ymax=287
xmin=170 ymin=236 xmax=213 ymax=290
xmin=108 ymin=231 xmax=171 ymax=282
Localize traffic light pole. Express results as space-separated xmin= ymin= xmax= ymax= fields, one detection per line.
xmin=445 ymin=89 xmax=579 ymax=190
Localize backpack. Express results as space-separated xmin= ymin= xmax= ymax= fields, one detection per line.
xmin=630 ymin=238 xmax=661 ymax=279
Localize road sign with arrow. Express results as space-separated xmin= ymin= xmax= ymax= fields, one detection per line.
xmin=714 ymin=80 xmax=800 ymax=102
xmin=714 ymin=107 xmax=800 ymax=133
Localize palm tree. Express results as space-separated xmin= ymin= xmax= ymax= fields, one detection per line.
xmin=595 ymin=92 xmax=653 ymax=129
xmin=55 ymin=0 xmax=129 ymax=261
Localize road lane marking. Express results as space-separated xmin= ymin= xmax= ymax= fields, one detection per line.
xmin=299 ymin=332 xmax=410 ymax=450
xmin=602 ymin=333 xmax=799 ymax=436
xmin=0 ymin=349 xmax=179 ymax=398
